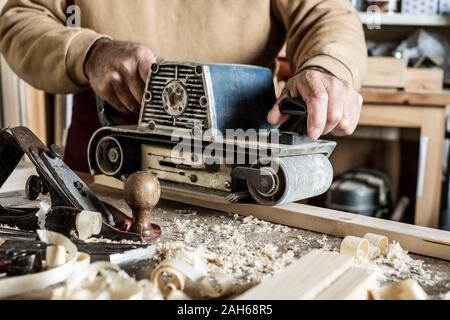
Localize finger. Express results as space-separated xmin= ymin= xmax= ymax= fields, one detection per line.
xmin=117 ymin=59 xmax=144 ymax=105
xmin=137 ymin=51 xmax=158 ymax=83
xmin=323 ymin=82 xmax=344 ymax=135
xmin=332 ymin=92 xmax=362 ymax=135
xmin=267 ymin=89 xmax=290 ymax=125
xmin=103 ymin=85 xmax=130 ymax=114
xmin=128 ymin=75 xmax=145 ymax=106
xmin=110 ymin=72 xmax=140 ymax=113
xmin=298 ymin=73 xmax=328 ymax=140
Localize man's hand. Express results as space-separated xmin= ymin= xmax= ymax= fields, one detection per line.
xmin=267 ymin=68 xmax=363 ymax=140
xmin=84 ymin=39 xmax=161 ymax=114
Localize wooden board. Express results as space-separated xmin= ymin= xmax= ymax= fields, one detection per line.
xmin=93 ymin=175 xmax=450 ymax=261
xmin=361 ymin=88 xmax=450 ymax=106
xmin=405 ymin=68 xmax=444 ymax=91
xmin=237 ymin=250 xmax=354 ymax=300
xmin=362 ymin=57 xmax=407 ymax=89
xmin=316 ymin=267 xmax=376 ymax=300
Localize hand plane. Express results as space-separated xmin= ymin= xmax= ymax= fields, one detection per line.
xmin=0 ymin=127 xmax=161 ymax=243
xmin=89 ymin=62 xmax=336 ymax=206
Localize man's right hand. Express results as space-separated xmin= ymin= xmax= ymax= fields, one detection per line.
xmin=84 ymin=39 xmax=161 ymax=114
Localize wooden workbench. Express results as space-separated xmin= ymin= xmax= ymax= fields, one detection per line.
xmin=2 ymin=184 xmax=450 ymax=300
xmin=360 ymin=89 xmax=450 ymax=228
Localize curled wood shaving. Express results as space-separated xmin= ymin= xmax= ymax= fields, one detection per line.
xmin=0 ymin=230 xmax=78 ymax=299
xmin=151 ymin=246 xmax=236 ymax=299
xmin=340 ymin=236 xmax=369 ymax=259
xmin=75 ymin=210 xmax=103 ymax=240
xmin=198 ymin=273 xmax=234 ymax=298
xmin=53 ymin=262 xmax=163 ymax=300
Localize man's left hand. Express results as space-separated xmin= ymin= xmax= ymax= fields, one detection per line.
xmin=267 ymin=68 xmax=363 ymax=140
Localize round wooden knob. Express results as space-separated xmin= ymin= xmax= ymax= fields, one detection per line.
xmin=124 ymin=172 xmax=161 ymax=238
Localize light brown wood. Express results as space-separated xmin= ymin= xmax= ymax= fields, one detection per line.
xmin=362 ymin=57 xmax=408 ymax=89
xmin=236 ymin=250 xmax=354 ymax=300
xmin=361 ymin=88 xmax=450 ymax=106
xmin=364 ymin=233 xmax=389 ymax=254
xmin=93 ymin=175 xmax=450 ymax=261
xmin=360 ymin=104 xmax=445 ymax=228
xmin=405 ymin=68 xmax=444 ymax=91
xmin=371 ymin=279 xmax=428 ymax=300
xmin=340 ymin=236 xmax=369 ymax=259
xmin=316 ymin=267 xmax=376 ymax=300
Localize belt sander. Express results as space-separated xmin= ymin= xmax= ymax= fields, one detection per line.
xmin=89 ymin=62 xmax=336 ymax=205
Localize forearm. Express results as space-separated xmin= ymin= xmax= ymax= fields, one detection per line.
xmin=0 ymin=0 xmax=109 ymax=93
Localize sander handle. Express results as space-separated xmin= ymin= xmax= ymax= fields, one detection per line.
xmin=278 ymin=97 xmax=308 ymax=136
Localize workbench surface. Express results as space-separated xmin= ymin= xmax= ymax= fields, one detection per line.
xmin=2 ymin=185 xmax=450 ymax=300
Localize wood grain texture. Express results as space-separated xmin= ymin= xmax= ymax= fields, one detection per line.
xmin=93 ymin=175 xmax=450 ymax=261
xmin=362 ymin=57 xmax=407 ymax=89
xmin=316 ymin=267 xmax=376 ymax=300
xmin=405 ymin=68 xmax=444 ymax=91
xmin=237 ymin=250 xmax=354 ymax=300
xmin=361 ymin=88 xmax=450 ymax=106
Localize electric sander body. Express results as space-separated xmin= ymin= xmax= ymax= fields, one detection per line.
xmin=88 ymin=62 xmax=336 ymax=205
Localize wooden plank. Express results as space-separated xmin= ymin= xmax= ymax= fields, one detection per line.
xmin=361 ymin=88 xmax=450 ymax=107
xmin=362 ymin=57 xmax=407 ymax=89
xmin=237 ymin=250 xmax=354 ymax=300
xmin=93 ymin=175 xmax=450 ymax=261
xmin=316 ymin=267 xmax=376 ymax=300
xmin=405 ymin=68 xmax=444 ymax=91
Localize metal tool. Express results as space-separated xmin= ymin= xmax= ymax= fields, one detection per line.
xmin=0 ymin=128 xmax=161 ymax=243
xmin=89 ymin=62 xmax=336 ymax=205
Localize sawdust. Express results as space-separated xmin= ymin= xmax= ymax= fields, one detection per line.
xmin=0 ymin=224 xmax=20 ymax=230
xmin=154 ymin=210 xmax=447 ymax=298
xmin=68 ymin=229 xmax=143 ymax=245
xmin=155 ymin=214 xmax=321 ymax=289
xmin=82 ymin=237 xmax=143 ymax=245
xmin=362 ymin=242 xmax=443 ymax=288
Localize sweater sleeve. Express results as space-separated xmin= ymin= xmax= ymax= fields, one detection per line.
xmin=272 ymin=0 xmax=368 ymax=88
xmin=0 ymin=0 xmax=110 ymax=93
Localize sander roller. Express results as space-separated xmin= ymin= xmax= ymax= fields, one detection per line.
xmin=88 ymin=62 xmax=336 ymax=205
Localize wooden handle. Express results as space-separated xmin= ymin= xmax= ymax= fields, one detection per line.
xmin=124 ymin=172 xmax=161 ymax=238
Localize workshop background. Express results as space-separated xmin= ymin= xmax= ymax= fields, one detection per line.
xmin=1 ymin=0 xmax=450 ymax=231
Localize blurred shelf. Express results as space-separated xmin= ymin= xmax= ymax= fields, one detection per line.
xmin=359 ymin=12 xmax=450 ymax=27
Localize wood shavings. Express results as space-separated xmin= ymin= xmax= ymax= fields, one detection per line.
xmin=364 ymin=233 xmax=389 ymax=254
xmin=151 ymin=246 xmax=237 ymax=299
xmin=75 ymin=210 xmax=103 ymax=240
xmin=0 ymin=230 xmax=78 ymax=299
xmin=198 ymin=273 xmax=234 ymax=298
xmin=81 ymin=237 xmax=142 ymax=245
xmin=174 ymin=208 xmax=197 ymax=215
xmin=45 ymin=245 xmax=67 ymax=268
xmin=155 ymin=214 xmax=303 ymax=293
xmin=340 ymin=236 xmax=369 ymax=259
xmin=36 ymin=201 xmax=51 ymax=229
xmin=362 ymin=242 xmax=441 ymax=288
xmin=53 ymin=262 xmax=163 ymax=300
xmin=153 ymin=209 xmax=448 ymax=299
xmin=0 ymin=224 xmax=20 ymax=230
